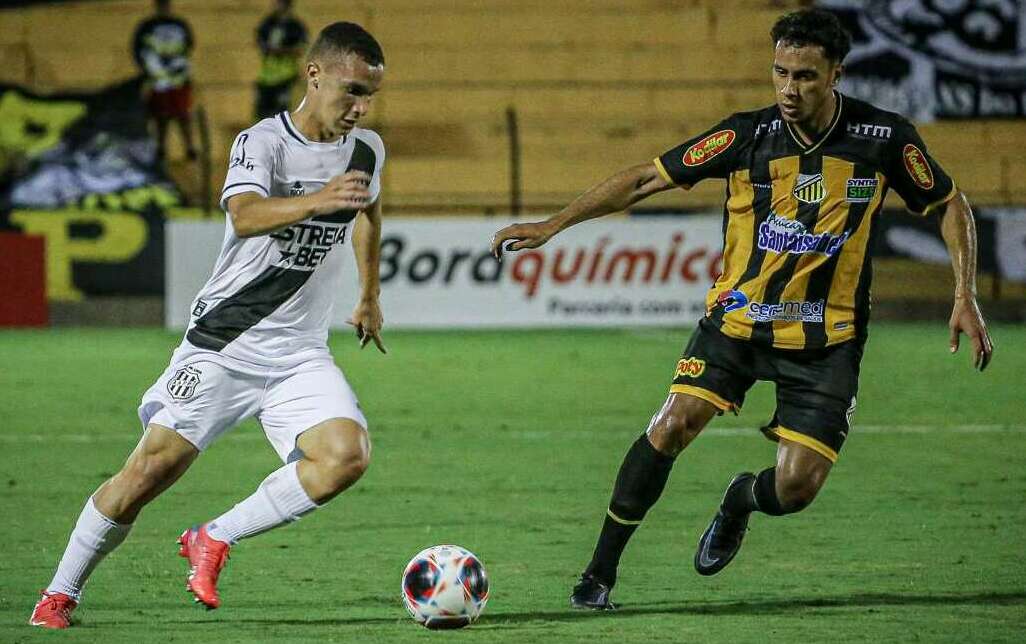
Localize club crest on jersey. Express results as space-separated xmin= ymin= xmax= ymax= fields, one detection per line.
xmin=167 ymin=365 xmax=201 ymax=400
xmin=682 ymin=129 xmax=735 ymax=167
xmin=846 ymin=178 xmax=878 ymax=203
xmin=792 ymin=173 xmax=825 ymax=204
xmin=903 ymin=144 xmax=934 ymax=190
xmin=290 ymin=181 xmax=305 ymax=196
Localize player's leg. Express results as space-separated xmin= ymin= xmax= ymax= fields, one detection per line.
xmin=695 ymin=436 xmax=834 ymax=576
xmin=174 ymin=85 xmax=197 ymax=160
xmin=571 ymin=392 xmax=720 ymax=609
xmin=695 ymin=339 xmax=860 ymax=575
xmin=572 ymin=320 xmax=753 ymax=609
xmin=31 ymin=425 xmax=197 ymax=628
xmin=186 ymin=359 xmax=368 ymax=608
xmin=203 ymin=417 xmax=369 ymax=546
xmin=154 ymin=114 xmax=169 ymax=162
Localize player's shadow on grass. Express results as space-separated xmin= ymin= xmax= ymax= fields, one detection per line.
xmin=129 ymin=590 xmax=1025 ymax=629
xmin=476 ymin=590 xmax=1026 ymax=626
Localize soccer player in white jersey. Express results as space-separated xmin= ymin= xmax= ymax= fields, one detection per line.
xmin=30 ymin=22 xmax=387 ymax=629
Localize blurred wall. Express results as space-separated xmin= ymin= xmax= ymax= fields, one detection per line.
xmin=2 ymin=0 xmax=1024 ymax=213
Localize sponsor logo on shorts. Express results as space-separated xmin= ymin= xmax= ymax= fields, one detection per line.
xmin=192 ymin=299 xmax=207 ymax=317
xmin=745 ymin=299 xmax=825 ymax=323
xmin=715 ymin=289 xmax=749 ymax=312
xmin=290 ymin=181 xmax=305 ymax=196
xmin=674 ymin=357 xmax=706 ymax=379
xmin=682 ymin=129 xmax=735 ymax=167
xmin=757 ymin=213 xmax=850 ymax=256
xmin=846 ymin=178 xmax=878 ymax=203
xmin=167 ymin=365 xmax=201 ymax=400
xmin=792 ymin=173 xmax=825 ymax=204
xmin=903 ymin=144 xmax=934 ymax=190
xmin=845 ymin=396 xmax=857 ymax=428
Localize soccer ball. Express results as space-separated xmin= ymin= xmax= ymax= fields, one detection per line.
xmin=401 ymin=544 xmax=489 ymax=629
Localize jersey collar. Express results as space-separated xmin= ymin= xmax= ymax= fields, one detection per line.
xmin=785 ymin=91 xmax=843 ymax=155
xmin=279 ymin=110 xmax=348 ymax=147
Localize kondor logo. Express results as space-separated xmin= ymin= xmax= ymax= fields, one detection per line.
xmin=674 ymin=357 xmax=706 ymax=379
xmin=682 ymin=130 xmax=736 ymax=167
xmin=903 ymin=144 xmax=934 ymax=190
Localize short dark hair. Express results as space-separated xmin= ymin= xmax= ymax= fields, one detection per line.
xmin=309 ymin=22 xmax=384 ymax=67
xmin=771 ymin=9 xmax=851 ymax=64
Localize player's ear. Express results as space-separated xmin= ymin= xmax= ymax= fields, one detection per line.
xmin=832 ymin=63 xmax=843 ymax=86
xmin=307 ymin=61 xmax=321 ymax=89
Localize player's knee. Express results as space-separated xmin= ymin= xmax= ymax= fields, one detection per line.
xmin=647 ymin=411 xmax=701 ymax=456
xmin=316 ymin=437 xmax=371 ymax=490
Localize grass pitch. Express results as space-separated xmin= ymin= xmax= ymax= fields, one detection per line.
xmin=1 ymin=323 xmax=1024 ymax=642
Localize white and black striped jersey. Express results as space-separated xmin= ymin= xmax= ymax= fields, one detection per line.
xmin=177 ymin=111 xmax=385 ymax=369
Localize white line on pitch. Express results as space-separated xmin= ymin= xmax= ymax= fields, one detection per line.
xmin=1 ymin=424 xmax=1024 ymax=443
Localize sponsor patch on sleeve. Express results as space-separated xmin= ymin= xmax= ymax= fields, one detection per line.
xmin=903 ymin=144 xmax=934 ymax=190
xmin=682 ymin=130 xmax=736 ymax=167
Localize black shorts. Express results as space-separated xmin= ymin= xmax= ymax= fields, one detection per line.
xmin=670 ymin=318 xmax=862 ymax=462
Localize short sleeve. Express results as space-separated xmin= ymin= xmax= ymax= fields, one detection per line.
xmin=220 ymin=127 xmax=277 ymax=211
xmin=887 ymin=118 xmax=957 ymax=216
xmin=365 ymin=131 xmax=386 ymax=204
xmin=654 ymin=115 xmax=745 ymax=188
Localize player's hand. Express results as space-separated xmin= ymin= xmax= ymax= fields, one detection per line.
xmin=347 ymin=298 xmax=386 ymax=354
xmin=311 ymin=171 xmax=372 ymax=215
xmin=948 ymin=295 xmax=993 ymax=371
xmin=490 ymin=221 xmax=558 ymax=259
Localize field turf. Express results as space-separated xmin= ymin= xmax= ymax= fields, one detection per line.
xmin=1 ymin=323 xmax=1024 ymax=642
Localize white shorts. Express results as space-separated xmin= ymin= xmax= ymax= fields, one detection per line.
xmin=138 ymin=352 xmax=367 ymax=463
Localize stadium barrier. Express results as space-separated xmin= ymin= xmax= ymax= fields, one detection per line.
xmin=166 ymin=217 xmax=725 ymax=329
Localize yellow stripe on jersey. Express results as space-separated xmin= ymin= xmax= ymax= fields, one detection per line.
xmin=653 ymin=157 xmax=676 ymax=186
xmin=771 ymin=157 xmax=855 ymax=348
xmin=913 ymin=184 xmax=958 ymax=216
xmin=824 ymin=171 xmax=887 ymax=345
xmin=721 ymin=156 xmax=801 ymax=341
xmin=706 ymin=169 xmax=756 ymax=318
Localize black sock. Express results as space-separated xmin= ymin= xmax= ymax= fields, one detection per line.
xmin=721 ymin=471 xmax=760 ymax=517
xmin=584 ymin=434 xmax=676 ymax=587
xmin=752 ymin=467 xmax=788 ymax=516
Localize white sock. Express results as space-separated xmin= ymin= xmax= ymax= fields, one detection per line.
xmin=46 ymin=497 xmax=132 ymax=602
xmin=206 ymin=461 xmax=317 ymax=545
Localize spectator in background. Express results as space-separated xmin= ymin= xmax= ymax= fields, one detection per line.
xmin=132 ymin=0 xmax=197 ymax=162
xmin=255 ymin=0 xmax=308 ymax=119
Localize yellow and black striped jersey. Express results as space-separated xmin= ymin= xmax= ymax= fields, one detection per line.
xmin=654 ymin=92 xmax=956 ymax=350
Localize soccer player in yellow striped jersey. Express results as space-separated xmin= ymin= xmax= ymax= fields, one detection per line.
xmin=491 ymin=8 xmax=993 ymax=609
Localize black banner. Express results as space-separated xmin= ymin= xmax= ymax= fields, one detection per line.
xmin=875 ymin=208 xmax=1026 ymax=283
xmin=0 ymin=78 xmax=183 ymax=299
xmin=821 ymin=0 xmax=1026 ymax=119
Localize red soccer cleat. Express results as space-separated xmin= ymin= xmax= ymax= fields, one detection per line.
xmin=29 ymin=590 xmax=77 ymax=629
xmin=178 ymin=524 xmax=230 ymax=609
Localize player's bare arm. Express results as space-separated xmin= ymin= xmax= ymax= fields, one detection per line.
xmin=490 ymin=161 xmax=674 ymax=257
xmin=349 ymin=196 xmax=386 ymax=353
xmin=227 ymin=170 xmax=372 ymax=238
xmin=939 ymin=191 xmax=994 ymax=371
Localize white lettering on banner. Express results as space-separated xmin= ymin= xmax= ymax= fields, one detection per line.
xmin=166 ymin=217 xmax=725 ymax=329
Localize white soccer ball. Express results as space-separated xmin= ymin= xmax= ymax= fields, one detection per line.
xmin=401 ymin=544 xmax=489 ymax=629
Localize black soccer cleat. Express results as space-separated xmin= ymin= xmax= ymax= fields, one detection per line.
xmin=694 ymin=472 xmax=756 ymax=576
xmin=569 ymin=574 xmax=618 ymax=610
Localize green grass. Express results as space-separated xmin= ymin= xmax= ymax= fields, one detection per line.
xmin=1 ymin=323 xmax=1024 ymax=642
